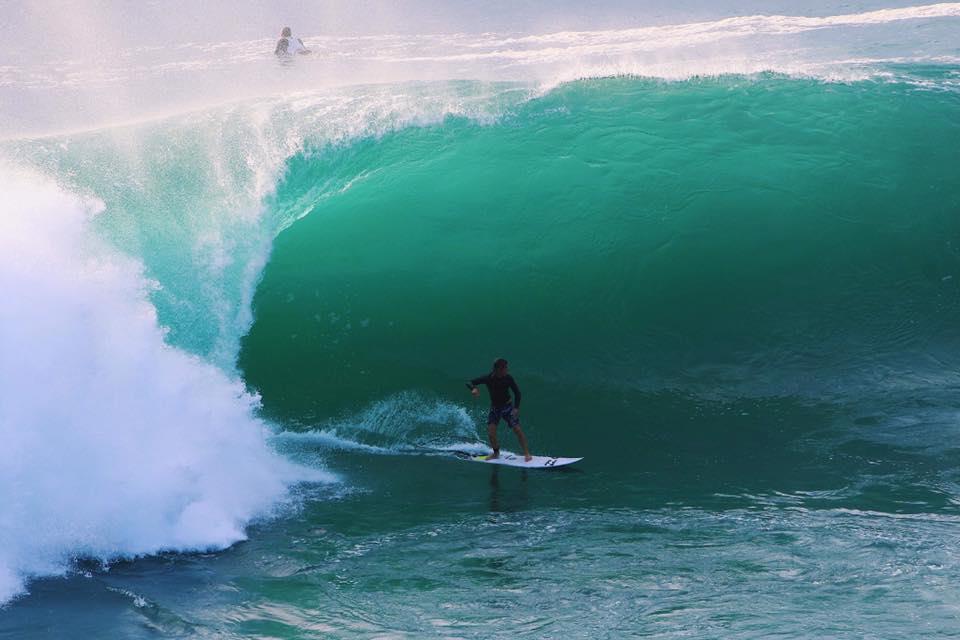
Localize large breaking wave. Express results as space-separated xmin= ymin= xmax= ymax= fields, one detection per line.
xmin=2 ymin=2 xmax=959 ymax=605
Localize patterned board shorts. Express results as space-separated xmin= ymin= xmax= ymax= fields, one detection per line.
xmin=487 ymin=403 xmax=520 ymax=428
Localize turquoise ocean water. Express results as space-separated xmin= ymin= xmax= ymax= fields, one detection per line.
xmin=2 ymin=3 xmax=960 ymax=638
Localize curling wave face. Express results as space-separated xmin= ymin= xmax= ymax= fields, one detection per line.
xmin=240 ymin=73 xmax=960 ymax=426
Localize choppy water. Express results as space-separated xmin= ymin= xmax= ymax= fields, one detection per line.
xmin=2 ymin=3 xmax=960 ymax=638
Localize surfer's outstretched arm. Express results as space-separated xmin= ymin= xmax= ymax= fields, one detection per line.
xmin=467 ymin=375 xmax=487 ymax=397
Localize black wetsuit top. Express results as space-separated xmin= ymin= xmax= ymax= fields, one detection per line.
xmin=468 ymin=374 xmax=521 ymax=409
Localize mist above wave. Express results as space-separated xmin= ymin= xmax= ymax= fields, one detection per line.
xmin=2 ymin=2 xmax=958 ymax=137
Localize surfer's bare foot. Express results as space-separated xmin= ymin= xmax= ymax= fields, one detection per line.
xmin=488 ymin=452 xmax=499 ymax=460
xmin=525 ymin=454 xmax=532 ymax=462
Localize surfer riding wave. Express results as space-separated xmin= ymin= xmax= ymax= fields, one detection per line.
xmin=467 ymin=358 xmax=532 ymax=461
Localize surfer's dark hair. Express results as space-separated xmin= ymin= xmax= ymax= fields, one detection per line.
xmin=281 ymin=26 xmax=292 ymax=37
xmin=492 ymin=358 xmax=508 ymax=375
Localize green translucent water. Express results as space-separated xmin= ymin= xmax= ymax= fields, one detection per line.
xmin=5 ymin=74 xmax=960 ymax=638
xmin=242 ymin=76 xmax=960 ymax=420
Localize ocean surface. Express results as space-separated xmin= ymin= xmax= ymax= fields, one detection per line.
xmin=2 ymin=2 xmax=960 ymax=638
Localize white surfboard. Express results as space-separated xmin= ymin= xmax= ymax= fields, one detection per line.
xmin=457 ymin=451 xmax=582 ymax=468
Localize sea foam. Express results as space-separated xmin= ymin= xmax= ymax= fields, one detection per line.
xmin=0 ymin=166 xmax=321 ymax=604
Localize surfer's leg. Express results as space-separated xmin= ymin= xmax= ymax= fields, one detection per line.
xmin=511 ymin=425 xmax=532 ymax=461
xmin=487 ymin=423 xmax=500 ymax=459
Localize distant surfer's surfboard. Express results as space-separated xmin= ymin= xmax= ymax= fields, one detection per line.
xmin=455 ymin=451 xmax=582 ymax=469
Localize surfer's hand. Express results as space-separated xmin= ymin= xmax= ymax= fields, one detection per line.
xmin=512 ymin=407 xmax=519 ymax=417
xmin=471 ymin=387 xmax=479 ymax=398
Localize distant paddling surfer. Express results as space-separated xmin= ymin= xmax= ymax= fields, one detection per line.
xmin=274 ymin=26 xmax=311 ymax=57
xmin=466 ymin=358 xmax=532 ymax=461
